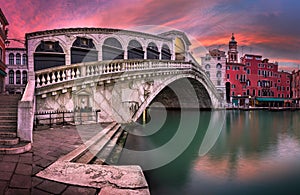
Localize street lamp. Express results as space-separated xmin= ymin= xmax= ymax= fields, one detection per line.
xmin=5 ymin=38 xmax=25 ymax=47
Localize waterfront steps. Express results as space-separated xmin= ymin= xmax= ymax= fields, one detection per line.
xmin=0 ymin=94 xmax=31 ymax=154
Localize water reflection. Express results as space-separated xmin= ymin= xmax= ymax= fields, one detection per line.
xmin=119 ymin=110 xmax=300 ymax=195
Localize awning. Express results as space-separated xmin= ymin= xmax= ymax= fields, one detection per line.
xmin=256 ymin=97 xmax=285 ymax=102
xmin=0 ymin=69 xmax=7 ymax=76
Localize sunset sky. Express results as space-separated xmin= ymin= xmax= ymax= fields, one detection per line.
xmin=1 ymin=0 xmax=299 ymax=71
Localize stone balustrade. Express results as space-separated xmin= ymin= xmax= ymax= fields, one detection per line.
xmin=35 ymin=60 xmax=192 ymax=88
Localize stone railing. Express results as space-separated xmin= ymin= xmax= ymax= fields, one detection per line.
xmin=18 ymin=80 xmax=35 ymax=142
xmin=35 ymin=60 xmax=192 ymax=88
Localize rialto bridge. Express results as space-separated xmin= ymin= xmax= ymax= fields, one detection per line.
xmin=17 ymin=28 xmax=223 ymax=142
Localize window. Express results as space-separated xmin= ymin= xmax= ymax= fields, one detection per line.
xmin=226 ymin=66 xmax=230 ymax=70
xmin=22 ymin=71 xmax=27 ymax=84
xmin=217 ymin=80 xmax=221 ymax=85
xmin=0 ymin=48 xmax=2 ymax=62
xmin=246 ymin=69 xmax=250 ymax=74
xmin=247 ymin=89 xmax=250 ymax=96
xmin=16 ymin=53 xmax=21 ymax=65
xmin=9 ymin=70 xmax=14 ymax=84
xmin=287 ymin=80 xmax=290 ymax=84
xmin=9 ymin=53 xmax=14 ymax=65
xmin=257 ymin=80 xmax=261 ymax=87
xmin=252 ymin=89 xmax=255 ymax=96
xmin=258 ymin=70 xmax=261 ymax=75
xmin=246 ymin=62 xmax=250 ymax=66
xmin=216 ymin=63 xmax=222 ymax=69
xmin=278 ymin=79 xmax=281 ymax=83
xmin=205 ymin=64 xmax=210 ymax=69
xmin=216 ymin=71 xmax=222 ymax=78
xmin=287 ymin=87 xmax=290 ymax=91
xmin=206 ymin=71 xmax=210 ymax=78
xmin=22 ymin=54 xmax=27 ymax=65
xmin=246 ymin=80 xmax=251 ymax=86
xmin=16 ymin=70 xmax=21 ymax=84
xmin=236 ymin=74 xmax=239 ymax=80
xmin=258 ymin=90 xmax=261 ymax=96
xmin=232 ymin=84 xmax=236 ymax=89
xmin=227 ymin=74 xmax=230 ymax=79
xmin=232 ymin=92 xmax=235 ymax=96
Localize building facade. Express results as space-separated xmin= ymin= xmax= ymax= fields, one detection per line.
xmin=225 ymin=34 xmax=291 ymax=106
xmin=291 ymin=70 xmax=300 ymax=106
xmin=0 ymin=9 xmax=9 ymax=93
xmin=5 ymin=48 xmax=28 ymax=94
xmin=202 ymin=49 xmax=226 ymax=101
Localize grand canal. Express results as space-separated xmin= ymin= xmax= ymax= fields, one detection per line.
xmin=118 ymin=109 xmax=300 ymax=194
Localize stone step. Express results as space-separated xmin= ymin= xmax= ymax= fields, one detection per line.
xmin=0 ymin=131 xmax=17 ymax=138
xmin=0 ymin=112 xmax=18 ymax=117
xmin=0 ymin=137 xmax=19 ymax=145
xmin=0 ymin=141 xmax=31 ymax=154
xmin=0 ymin=108 xmax=18 ymax=112
xmin=0 ymin=125 xmax=17 ymax=130
xmin=0 ymin=116 xmax=17 ymax=120
xmin=0 ymin=120 xmax=17 ymax=125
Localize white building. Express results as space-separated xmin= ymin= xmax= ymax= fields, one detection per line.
xmin=5 ymin=48 xmax=28 ymax=94
xmin=201 ymin=49 xmax=226 ymax=100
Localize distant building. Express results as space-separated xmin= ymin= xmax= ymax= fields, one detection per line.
xmin=0 ymin=9 xmax=9 ymax=93
xmin=225 ymin=34 xmax=291 ymax=107
xmin=201 ymin=49 xmax=226 ymax=100
xmin=291 ymin=69 xmax=300 ymax=106
xmin=5 ymin=48 xmax=28 ymax=94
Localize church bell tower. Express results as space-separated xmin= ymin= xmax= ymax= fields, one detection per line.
xmin=228 ymin=33 xmax=238 ymax=63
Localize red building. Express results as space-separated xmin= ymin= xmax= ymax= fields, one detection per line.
xmin=0 ymin=9 xmax=9 ymax=93
xmin=225 ymin=34 xmax=291 ymax=107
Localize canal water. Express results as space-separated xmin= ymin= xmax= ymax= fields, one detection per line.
xmin=118 ymin=109 xmax=300 ymax=195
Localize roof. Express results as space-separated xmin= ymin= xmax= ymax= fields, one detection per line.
xmin=25 ymin=27 xmax=172 ymax=42
xmin=0 ymin=9 xmax=9 ymax=25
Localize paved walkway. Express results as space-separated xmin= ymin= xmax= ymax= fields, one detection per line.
xmin=0 ymin=125 xmax=101 ymax=195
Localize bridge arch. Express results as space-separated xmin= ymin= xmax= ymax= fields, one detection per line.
xmin=71 ymin=36 xmax=98 ymax=64
xmin=33 ymin=40 xmax=66 ymax=71
xmin=127 ymin=39 xmax=144 ymax=59
xmin=146 ymin=42 xmax=159 ymax=59
xmin=102 ymin=37 xmax=124 ymax=60
xmin=174 ymin=37 xmax=186 ymax=61
xmin=132 ymin=74 xmax=214 ymax=121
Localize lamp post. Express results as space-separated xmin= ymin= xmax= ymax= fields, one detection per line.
xmin=5 ymin=38 xmax=25 ymax=47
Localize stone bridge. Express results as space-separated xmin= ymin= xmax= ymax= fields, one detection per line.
xmin=34 ymin=59 xmax=222 ymax=123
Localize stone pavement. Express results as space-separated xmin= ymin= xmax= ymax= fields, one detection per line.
xmin=0 ymin=125 xmax=146 ymax=195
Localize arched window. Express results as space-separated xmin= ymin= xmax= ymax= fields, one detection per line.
xmin=102 ymin=37 xmax=124 ymax=60
xmin=161 ymin=44 xmax=171 ymax=60
xmin=16 ymin=53 xmax=21 ymax=65
xmin=127 ymin=40 xmax=144 ymax=59
xmin=147 ymin=42 xmax=159 ymax=59
xmin=22 ymin=71 xmax=27 ymax=84
xmin=9 ymin=70 xmax=14 ymax=84
xmin=206 ymin=71 xmax=210 ymax=78
xmin=9 ymin=53 xmax=14 ymax=65
xmin=71 ymin=37 xmax=98 ymax=64
xmin=16 ymin=70 xmax=21 ymax=84
xmin=216 ymin=63 xmax=222 ymax=69
xmin=257 ymin=80 xmax=261 ymax=87
xmin=22 ymin=54 xmax=27 ymax=65
xmin=205 ymin=64 xmax=210 ymax=69
xmin=246 ymin=80 xmax=251 ymax=86
xmin=246 ymin=69 xmax=250 ymax=74
xmin=34 ymin=41 xmax=65 ymax=71
xmin=216 ymin=71 xmax=222 ymax=78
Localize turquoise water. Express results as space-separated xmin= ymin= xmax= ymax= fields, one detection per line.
xmin=118 ymin=110 xmax=300 ymax=195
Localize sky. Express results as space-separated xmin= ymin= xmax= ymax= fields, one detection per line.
xmin=1 ymin=0 xmax=300 ymax=71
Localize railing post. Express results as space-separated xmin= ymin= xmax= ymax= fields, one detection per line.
xmin=49 ymin=112 xmax=52 ymax=128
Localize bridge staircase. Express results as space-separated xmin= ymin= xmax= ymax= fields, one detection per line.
xmin=0 ymin=94 xmax=31 ymax=154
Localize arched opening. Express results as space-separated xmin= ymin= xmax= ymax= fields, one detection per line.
xmin=16 ymin=53 xmax=21 ymax=65
xmin=22 ymin=71 xmax=27 ymax=84
xmin=22 ymin=54 xmax=27 ymax=65
xmin=146 ymin=42 xmax=159 ymax=59
xmin=9 ymin=70 xmax=14 ymax=84
xmin=161 ymin=44 xmax=171 ymax=60
xmin=225 ymin=82 xmax=231 ymax=103
xmin=102 ymin=37 xmax=124 ymax=60
xmin=150 ymin=78 xmax=212 ymax=109
xmin=127 ymin=40 xmax=144 ymax=59
xmin=71 ymin=37 xmax=98 ymax=64
xmin=174 ymin=37 xmax=185 ymax=61
xmin=34 ymin=41 xmax=65 ymax=71
xmin=9 ymin=53 xmax=14 ymax=65
xmin=216 ymin=63 xmax=222 ymax=69
xmin=16 ymin=70 xmax=21 ymax=84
